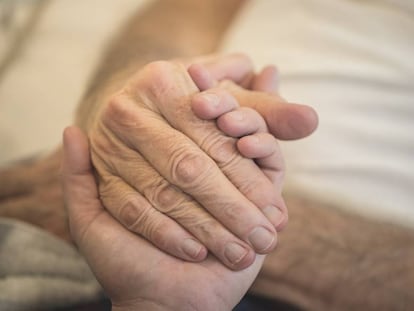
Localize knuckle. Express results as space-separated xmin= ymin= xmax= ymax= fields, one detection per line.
xmin=131 ymin=60 xmax=190 ymax=112
xmin=99 ymin=178 xmax=150 ymax=231
xmin=146 ymin=218 xmax=171 ymax=249
xmin=153 ymin=183 xmax=177 ymax=208
xmin=171 ymin=149 xmax=212 ymax=186
xmin=102 ymin=94 xmax=151 ymax=139
xmin=89 ymin=130 xmax=127 ymax=173
xmin=168 ymin=201 xmax=210 ymax=226
xmin=147 ymin=179 xmax=216 ymax=224
xmin=219 ymin=201 xmax=244 ymax=225
xmin=144 ymin=60 xmax=175 ymax=75
xmin=147 ymin=182 xmax=186 ymax=214
xmin=98 ymin=177 xmax=181 ymax=251
xmin=239 ymin=177 xmax=269 ymax=200
xmin=103 ymin=93 xmax=135 ymax=126
xmin=201 ymin=133 xmax=239 ymax=166
xmin=90 ymin=131 xmax=115 ymax=161
xmin=118 ymin=195 xmax=158 ymax=235
xmin=118 ymin=196 xmax=145 ymax=229
xmin=191 ymin=218 xmax=223 ymax=242
xmin=140 ymin=60 xmax=177 ymax=89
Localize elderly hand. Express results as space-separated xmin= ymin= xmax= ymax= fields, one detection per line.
xmin=85 ymin=54 xmax=317 ymax=270
xmin=62 ymin=126 xmax=265 ymax=311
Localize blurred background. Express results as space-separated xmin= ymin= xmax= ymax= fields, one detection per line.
xmin=0 ymin=0 xmax=149 ymax=166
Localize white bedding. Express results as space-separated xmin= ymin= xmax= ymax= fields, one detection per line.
xmin=0 ymin=0 xmax=152 ymax=166
xmin=221 ymin=0 xmax=414 ymax=228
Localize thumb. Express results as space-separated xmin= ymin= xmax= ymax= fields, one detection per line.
xmin=225 ymin=83 xmax=319 ymax=140
xmin=61 ymin=126 xmax=103 ymax=243
xmin=187 ymin=62 xmax=318 ymax=140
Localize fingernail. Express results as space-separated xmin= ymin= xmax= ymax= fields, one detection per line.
xmin=182 ymin=239 xmax=203 ymax=259
xmin=199 ymin=92 xmax=219 ymax=107
xmin=248 ymin=227 xmax=275 ymax=252
xmin=224 ymin=242 xmax=249 ymax=265
xmin=263 ymin=206 xmax=284 ymax=228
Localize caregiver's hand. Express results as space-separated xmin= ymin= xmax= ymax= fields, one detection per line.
xmin=62 ymin=127 xmax=264 ymax=311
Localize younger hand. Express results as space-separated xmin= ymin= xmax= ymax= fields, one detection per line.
xmin=62 ymin=127 xmax=265 ymax=311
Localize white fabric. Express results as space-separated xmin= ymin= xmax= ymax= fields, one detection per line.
xmin=221 ymin=0 xmax=414 ymax=227
xmin=0 ymin=218 xmax=102 ymax=310
xmin=0 ymin=0 xmax=152 ymax=166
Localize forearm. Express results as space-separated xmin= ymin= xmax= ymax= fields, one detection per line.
xmin=75 ymin=0 xmax=242 ymax=130
xmin=0 ymin=0 xmax=242 ymax=243
xmin=251 ymin=193 xmax=414 ymax=311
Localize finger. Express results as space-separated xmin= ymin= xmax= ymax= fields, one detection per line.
xmin=188 ymin=53 xmax=255 ymax=90
xmin=235 ymin=131 xmax=289 ymax=231
xmin=238 ymin=133 xmax=278 ymax=159
xmin=61 ymin=126 xmax=104 ymax=244
xmin=217 ymin=106 xmax=287 ymax=228
xmin=251 ymin=65 xmax=279 ymax=93
xmin=134 ymin=62 xmax=284 ymax=232
xmin=62 ymin=128 xmax=170 ymax=299
xmin=103 ymin=91 xmax=279 ymax=254
xmin=216 ymin=107 xmax=268 ymax=138
xmin=237 ymin=133 xmax=285 ymax=185
xmin=221 ymin=82 xmax=319 ymax=140
xmin=212 ymin=104 xmax=287 ymax=230
xmin=189 ymin=64 xmax=318 ymax=140
xmin=95 ymin=172 xmax=212 ymax=263
xmin=191 ymin=88 xmax=239 ymax=120
xmin=213 ymin=106 xmax=283 ymax=182
xmin=188 ymin=63 xmax=216 ymax=91
xmin=91 ymin=137 xmax=256 ymax=269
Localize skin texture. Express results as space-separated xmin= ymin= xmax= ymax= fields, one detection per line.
xmin=1 ymin=0 xmax=413 ymax=310
xmin=251 ymin=193 xmax=414 ymax=311
xmin=62 ymin=68 xmax=288 ymax=310
xmin=62 ymin=126 xmax=266 ymax=311
xmin=71 ymin=0 xmax=316 ymax=270
xmin=87 ymin=60 xmax=286 ymax=269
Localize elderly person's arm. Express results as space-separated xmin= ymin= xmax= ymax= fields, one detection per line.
xmin=74 ymin=0 xmax=317 ymax=270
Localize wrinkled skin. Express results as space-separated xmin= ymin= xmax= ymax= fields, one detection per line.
xmin=4 ymin=0 xmax=412 ymax=310
xmin=87 ymin=59 xmax=292 ymax=269
xmin=63 ymin=126 xmax=266 ymax=311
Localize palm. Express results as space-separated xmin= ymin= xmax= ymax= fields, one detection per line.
xmin=80 ymin=208 xmax=264 ymax=310
xmin=61 ymin=123 xmax=263 ymax=310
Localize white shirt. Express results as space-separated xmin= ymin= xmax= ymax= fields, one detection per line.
xmin=221 ymin=0 xmax=414 ymax=227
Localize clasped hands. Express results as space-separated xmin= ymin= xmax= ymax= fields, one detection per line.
xmin=61 ymin=54 xmax=317 ymax=311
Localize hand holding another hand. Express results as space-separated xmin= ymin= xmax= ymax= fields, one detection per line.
xmin=61 ymin=53 xmax=318 ymax=310
xmin=83 ymin=54 xmax=318 ymax=269
xmin=62 ymin=126 xmax=265 ymax=311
